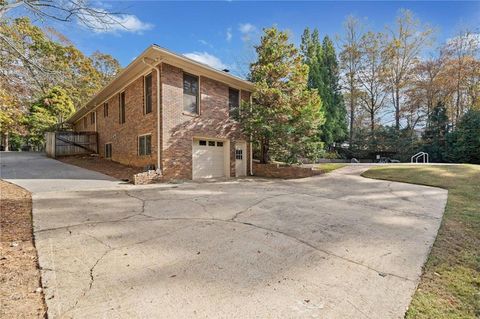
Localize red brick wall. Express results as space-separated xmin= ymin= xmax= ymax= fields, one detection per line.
xmin=253 ymin=162 xmax=323 ymax=179
xmin=73 ymin=63 xmax=251 ymax=180
xmin=160 ymin=63 xmax=251 ymax=180
xmin=74 ymin=69 xmax=158 ymax=168
xmin=74 ymin=113 xmax=95 ymax=132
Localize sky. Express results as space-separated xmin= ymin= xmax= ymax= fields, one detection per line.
xmin=15 ymin=1 xmax=480 ymax=77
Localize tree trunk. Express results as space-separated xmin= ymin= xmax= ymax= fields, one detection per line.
xmin=4 ymin=132 xmax=9 ymax=151
xmin=370 ymin=111 xmax=375 ymax=135
xmin=395 ymin=87 xmax=400 ymax=130
xmin=349 ymin=90 xmax=355 ymax=146
xmin=261 ymin=138 xmax=270 ymax=164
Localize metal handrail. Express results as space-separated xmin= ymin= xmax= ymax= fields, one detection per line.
xmin=411 ymin=152 xmax=429 ymax=163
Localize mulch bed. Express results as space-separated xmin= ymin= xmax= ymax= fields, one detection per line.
xmin=57 ymin=155 xmax=143 ymax=182
xmin=0 ymin=180 xmax=47 ymax=318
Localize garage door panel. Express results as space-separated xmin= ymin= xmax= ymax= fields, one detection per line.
xmin=193 ymin=139 xmax=226 ymax=179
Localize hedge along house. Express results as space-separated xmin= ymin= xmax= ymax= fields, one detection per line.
xmin=67 ymin=45 xmax=254 ymax=181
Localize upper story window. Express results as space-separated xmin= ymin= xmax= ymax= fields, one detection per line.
xmin=104 ymin=102 xmax=109 ymax=117
xmin=83 ymin=117 xmax=87 ymax=129
xmin=229 ymin=88 xmax=240 ymax=118
xmin=119 ymin=92 xmax=126 ymax=124
xmin=144 ymin=73 xmax=153 ymax=114
xmin=90 ymin=112 xmax=95 ymax=125
xmin=183 ymin=73 xmax=199 ymax=114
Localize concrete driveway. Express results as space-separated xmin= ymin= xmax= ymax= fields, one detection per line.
xmin=1 ymin=153 xmax=447 ymax=318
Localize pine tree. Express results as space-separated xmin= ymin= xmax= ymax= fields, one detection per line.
xmin=240 ymin=27 xmax=325 ymax=164
xmin=320 ymin=36 xmax=348 ymax=148
xmin=301 ymin=31 xmax=348 ymax=149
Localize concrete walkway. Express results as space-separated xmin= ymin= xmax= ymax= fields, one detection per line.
xmin=0 ymin=152 xmax=122 ymax=193
xmin=1 ymin=152 xmax=448 ymax=318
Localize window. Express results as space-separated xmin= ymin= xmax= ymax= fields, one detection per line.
xmin=119 ymin=92 xmax=126 ymax=124
xmin=183 ymin=73 xmax=199 ymax=114
xmin=229 ymin=88 xmax=240 ymax=118
xmin=138 ymin=135 xmax=151 ymax=156
xmin=235 ymin=149 xmax=243 ymax=160
xmin=90 ymin=112 xmax=95 ymax=125
xmin=199 ymin=140 xmax=207 ymax=146
xmin=208 ymin=141 xmax=215 ymax=146
xmin=83 ymin=117 xmax=87 ymax=129
xmin=144 ymin=73 xmax=153 ymax=114
xmin=104 ymin=102 xmax=109 ymax=117
xmin=216 ymin=141 xmax=223 ymax=147
xmin=105 ymin=143 xmax=112 ymax=159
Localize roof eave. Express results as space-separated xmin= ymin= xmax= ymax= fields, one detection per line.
xmin=67 ymin=45 xmax=253 ymax=124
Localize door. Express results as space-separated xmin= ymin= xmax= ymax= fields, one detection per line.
xmin=192 ymin=139 xmax=226 ymax=179
xmin=235 ymin=141 xmax=247 ymax=177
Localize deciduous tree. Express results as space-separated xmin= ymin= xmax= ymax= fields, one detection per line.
xmin=383 ymin=9 xmax=434 ymax=130
xmin=358 ymin=31 xmax=387 ymax=136
xmin=26 ymin=86 xmax=75 ymax=147
xmin=339 ymin=16 xmax=363 ymax=145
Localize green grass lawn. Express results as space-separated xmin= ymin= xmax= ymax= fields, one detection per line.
xmin=362 ymin=165 xmax=480 ymax=319
xmin=315 ymin=163 xmax=347 ymax=173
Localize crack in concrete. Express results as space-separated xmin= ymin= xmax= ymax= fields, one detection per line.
xmin=41 ymin=177 xmax=429 ymax=313
xmin=230 ymin=192 xmax=293 ymax=221
xmin=36 ymin=176 xmax=438 ymax=235
xmin=345 ymin=298 xmax=372 ymax=319
xmin=386 ymin=182 xmax=416 ymax=204
xmin=61 ymin=250 xmax=108 ymax=317
xmin=278 ymin=185 xmax=441 ymax=221
xmin=77 ymin=214 xmax=414 ymax=283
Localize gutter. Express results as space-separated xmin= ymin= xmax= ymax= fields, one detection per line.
xmin=142 ymin=57 xmax=163 ymax=174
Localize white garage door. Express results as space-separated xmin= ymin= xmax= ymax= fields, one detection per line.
xmin=192 ymin=139 xmax=226 ymax=179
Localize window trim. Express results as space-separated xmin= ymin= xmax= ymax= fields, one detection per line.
xmin=105 ymin=143 xmax=112 ymax=159
xmin=119 ymin=91 xmax=126 ymax=124
xmin=144 ymin=72 xmax=153 ymax=115
xmin=228 ymin=87 xmax=241 ymax=119
xmin=138 ymin=133 xmax=152 ymax=156
xmin=182 ymin=72 xmax=200 ymax=115
xmin=103 ymin=102 xmax=109 ymax=118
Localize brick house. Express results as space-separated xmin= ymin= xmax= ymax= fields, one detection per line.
xmin=67 ymin=45 xmax=253 ymax=181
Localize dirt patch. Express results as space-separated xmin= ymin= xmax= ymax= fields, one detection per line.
xmin=0 ymin=180 xmax=47 ymax=318
xmin=58 ymin=155 xmax=143 ymax=182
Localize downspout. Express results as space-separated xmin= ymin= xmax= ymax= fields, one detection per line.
xmin=249 ymin=94 xmax=253 ymax=176
xmin=143 ymin=57 xmax=163 ymax=173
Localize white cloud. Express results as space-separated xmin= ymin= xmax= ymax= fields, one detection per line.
xmin=79 ymin=9 xmax=154 ymax=34
xmin=198 ymin=39 xmax=214 ymax=49
xmin=226 ymin=27 xmax=232 ymax=42
xmin=239 ymin=23 xmax=256 ymax=34
xmin=183 ymin=52 xmax=228 ymax=70
xmin=238 ymin=23 xmax=257 ymax=42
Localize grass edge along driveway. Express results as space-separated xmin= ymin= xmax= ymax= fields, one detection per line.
xmin=362 ymin=164 xmax=480 ymax=319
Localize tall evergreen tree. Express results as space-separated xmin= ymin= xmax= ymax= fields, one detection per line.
xmin=320 ymin=36 xmax=348 ymax=147
xmin=446 ymin=109 xmax=480 ymax=164
xmin=422 ymin=101 xmax=449 ymax=162
xmin=301 ymin=31 xmax=348 ymax=149
xmin=300 ymin=28 xmax=322 ymax=90
xmin=240 ymin=27 xmax=325 ymax=164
